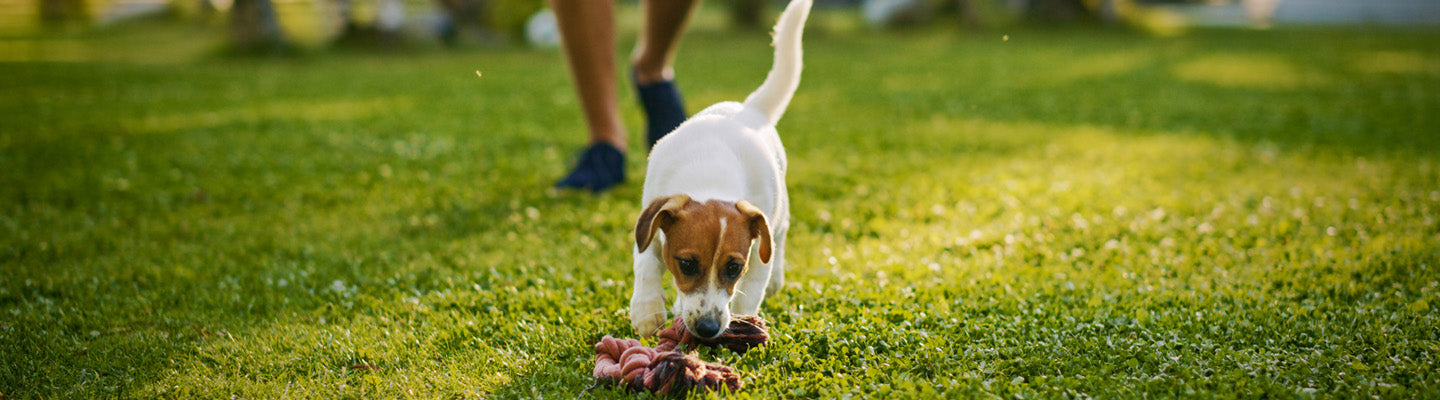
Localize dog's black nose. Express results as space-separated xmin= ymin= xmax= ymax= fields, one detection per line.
xmin=693 ymin=318 xmax=723 ymax=338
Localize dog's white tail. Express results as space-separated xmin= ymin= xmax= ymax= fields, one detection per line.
xmin=742 ymin=0 xmax=812 ymax=125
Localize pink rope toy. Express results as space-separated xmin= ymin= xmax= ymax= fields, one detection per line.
xmin=591 ymin=315 xmax=769 ymax=395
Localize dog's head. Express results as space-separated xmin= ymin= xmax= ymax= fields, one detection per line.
xmin=636 ymin=194 xmax=772 ymax=339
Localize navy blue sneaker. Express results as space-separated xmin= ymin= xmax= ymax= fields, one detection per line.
xmin=633 ymin=72 xmax=688 ymax=150
xmin=555 ymin=142 xmax=626 ymax=193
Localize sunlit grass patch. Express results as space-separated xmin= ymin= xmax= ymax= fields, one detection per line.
xmin=1013 ymin=51 xmax=1152 ymax=87
xmin=0 ymin=38 xmax=91 ymax=62
xmin=1352 ymin=51 xmax=1440 ymax=76
xmin=125 ymin=96 xmax=416 ymax=133
xmin=1172 ymin=53 xmax=1332 ymax=89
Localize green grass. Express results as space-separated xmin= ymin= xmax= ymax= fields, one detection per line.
xmin=3 ymin=10 xmax=1440 ymax=399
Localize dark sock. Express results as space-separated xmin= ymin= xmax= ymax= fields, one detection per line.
xmin=555 ymin=142 xmax=625 ymax=193
xmin=633 ymin=73 xmax=687 ymax=150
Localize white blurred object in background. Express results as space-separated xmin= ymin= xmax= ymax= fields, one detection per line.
xmin=1272 ymin=0 xmax=1440 ymax=25
xmin=863 ymin=0 xmax=930 ymax=28
xmin=525 ymin=9 xmax=560 ymax=48
xmin=377 ymin=0 xmax=405 ymax=33
xmin=1243 ymin=0 xmax=1281 ymax=26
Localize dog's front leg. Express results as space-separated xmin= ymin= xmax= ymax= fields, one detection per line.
xmin=629 ymin=246 xmax=668 ymax=336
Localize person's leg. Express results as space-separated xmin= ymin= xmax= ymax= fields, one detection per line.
xmin=552 ymin=0 xmax=626 ymax=191
xmin=632 ymin=0 xmax=701 ymax=84
xmin=631 ymin=0 xmax=701 ymax=149
xmin=552 ymin=0 xmax=626 ymax=150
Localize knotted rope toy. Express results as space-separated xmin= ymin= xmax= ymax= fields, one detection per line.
xmin=591 ymin=315 xmax=769 ymax=395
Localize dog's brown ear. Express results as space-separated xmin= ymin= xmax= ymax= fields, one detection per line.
xmin=636 ymin=194 xmax=690 ymax=253
xmin=736 ymin=200 xmax=773 ymax=264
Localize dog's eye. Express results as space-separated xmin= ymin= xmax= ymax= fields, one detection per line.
xmin=676 ymin=258 xmax=700 ymax=276
xmin=724 ymin=261 xmax=744 ymax=279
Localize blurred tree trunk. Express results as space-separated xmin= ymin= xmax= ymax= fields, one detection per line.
xmin=230 ymin=0 xmax=286 ymax=50
xmin=195 ymin=0 xmax=218 ymax=23
xmin=955 ymin=0 xmax=981 ymax=29
xmin=334 ymin=0 xmax=408 ymax=47
xmin=1027 ymin=0 xmax=1089 ymax=23
xmin=433 ymin=0 xmax=489 ymax=45
xmin=38 ymin=0 xmax=88 ymax=25
xmin=1096 ymin=0 xmax=1118 ymax=24
xmin=435 ymin=0 xmax=480 ymax=44
xmin=728 ymin=0 xmax=765 ymax=29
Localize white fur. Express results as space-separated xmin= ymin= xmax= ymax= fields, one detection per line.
xmin=630 ymin=0 xmax=811 ymax=336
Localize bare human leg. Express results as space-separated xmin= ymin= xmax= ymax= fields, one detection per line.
xmin=632 ymin=0 xmax=701 ymax=85
xmin=631 ymin=0 xmax=701 ymax=149
xmin=551 ymin=0 xmax=626 ymax=151
xmin=552 ymin=0 xmax=627 ymax=191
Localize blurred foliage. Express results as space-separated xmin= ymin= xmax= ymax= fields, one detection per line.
xmin=0 ymin=0 xmax=1225 ymax=51
xmin=228 ymin=0 xmax=287 ymax=52
xmin=729 ymin=0 xmax=769 ymax=28
xmin=484 ymin=0 xmax=541 ymax=38
xmin=38 ymin=0 xmax=91 ymax=23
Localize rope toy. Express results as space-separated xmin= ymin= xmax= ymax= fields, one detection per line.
xmin=592 ymin=315 xmax=768 ymax=395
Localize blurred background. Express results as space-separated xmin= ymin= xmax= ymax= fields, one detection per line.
xmin=2 ymin=0 xmax=1437 ymax=56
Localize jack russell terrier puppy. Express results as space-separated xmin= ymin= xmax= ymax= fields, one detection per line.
xmin=630 ymin=0 xmax=812 ymax=339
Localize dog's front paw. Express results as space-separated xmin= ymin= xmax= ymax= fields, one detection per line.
xmin=629 ymin=297 xmax=667 ymax=337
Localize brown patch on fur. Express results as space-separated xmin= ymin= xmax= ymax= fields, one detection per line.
xmin=636 ymin=194 xmax=690 ymax=254
xmin=735 ymin=201 xmax=772 ymax=263
xmin=635 ymin=196 xmax=773 ymax=295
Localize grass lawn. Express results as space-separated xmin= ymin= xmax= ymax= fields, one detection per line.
xmin=3 ymin=8 xmax=1440 ymax=399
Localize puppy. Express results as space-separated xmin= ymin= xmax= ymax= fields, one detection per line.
xmin=630 ymin=0 xmax=812 ymax=339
